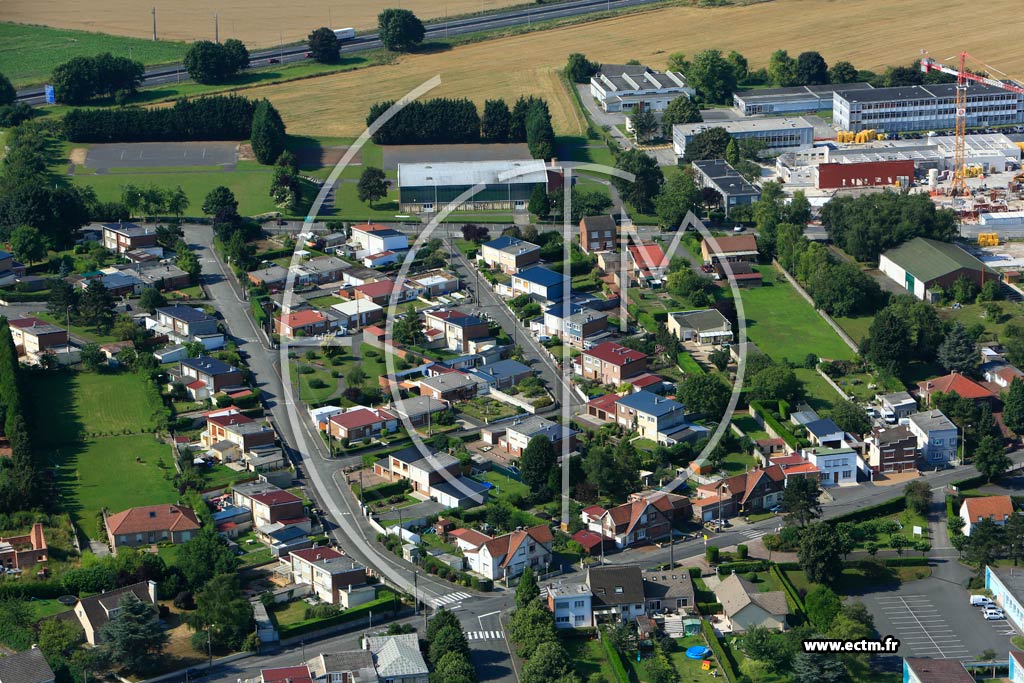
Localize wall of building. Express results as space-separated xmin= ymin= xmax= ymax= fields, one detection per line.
xmin=816 ymin=160 xmax=915 ymax=189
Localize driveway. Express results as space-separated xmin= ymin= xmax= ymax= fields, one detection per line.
xmin=575 ymin=84 xmax=633 ymax=151
xmin=375 ymin=499 xmax=447 ymax=522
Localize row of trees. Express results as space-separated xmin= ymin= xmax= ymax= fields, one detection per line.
xmin=62 ymin=95 xmax=262 ymax=143
xmin=820 ymin=190 xmax=958 ymax=262
xmin=0 ymin=318 xmax=42 ymax=513
xmin=184 ymin=39 xmax=249 ymax=84
xmin=50 ymin=53 xmax=144 ymax=104
xmin=119 ymin=183 xmax=190 ymax=218
xmin=425 ymin=609 xmax=477 ymax=683
xmin=366 ymin=96 xmax=555 ymax=159
xmin=508 ymin=569 xmax=582 ymax=683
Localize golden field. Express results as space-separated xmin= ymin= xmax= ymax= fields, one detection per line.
xmin=232 ymin=0 xmax=1024 ymax=137
xmin=0 ymin=0 xmax=521 ymax=48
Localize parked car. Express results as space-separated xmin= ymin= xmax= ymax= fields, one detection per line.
xmin=970 ymin=595 xmax=996 ymax=607
xmin=733 ymin=225 xmax=744 ymax=232
xmin=984 ymin=607 xmax=1005 ymax=620
xmin=769 ymin=505 xmax=783 ymax=513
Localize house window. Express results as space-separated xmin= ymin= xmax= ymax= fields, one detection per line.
xmin=574 ymin=600 xmax=585 ymax=608
xmin=614 ymin=586 xmax=624 ymax=594
xmin=556 ymin=616 xmax=570 ymax=623
xmin=678 ymin=598 xmax=688 ymax=607
xmin=574 ymin=614 xmax=586 ymax=623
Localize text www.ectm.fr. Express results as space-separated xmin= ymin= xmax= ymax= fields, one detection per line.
xmin=802 ymin=638 xmax=901 ymax=653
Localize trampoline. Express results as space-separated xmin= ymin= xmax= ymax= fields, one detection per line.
xmin=686 ymin=646 xmax=711 ymax=660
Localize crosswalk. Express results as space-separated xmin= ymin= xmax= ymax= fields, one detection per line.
xmin=428 ymin=591 xmax=472 ymax=609
xmin=467 ymin=630 xmax=505 ymax=641
xmin=736 ymin=528 xmax=766 ymax=541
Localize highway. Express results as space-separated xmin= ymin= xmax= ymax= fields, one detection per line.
xmin=16 ymin=0 xmax=667 ymax=104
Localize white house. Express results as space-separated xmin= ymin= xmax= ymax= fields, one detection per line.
xmin=589 ymin=64 xmax=693 ymax=112
xmin=453 ymin=524 xmax=554 ymax=581
xmin=546 ymin=582 xmax=593 ymax=629
xmin=349 ymin=224 xmax=408 ymax=256
xmin=878 ymin=391 xmax=918 ymax=421
xmin=960 ymin=495 xmax=1015 ymax=536
xmin=289 ymin=547 xmax=368 ymax=605
xmin=907 ymin=410 xmax=958 ymax=466
xmin=802 ymin=447 xmax=859 ymax=487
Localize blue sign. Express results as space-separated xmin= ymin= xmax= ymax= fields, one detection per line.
xmin=44 ymin=85 xmax=55 ymax=104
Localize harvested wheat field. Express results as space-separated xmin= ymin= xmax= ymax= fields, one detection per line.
xmin=235 ymin=0 xmax=1024 ymax=137
xmin=1 ymin=0 xmax=520 ymax=48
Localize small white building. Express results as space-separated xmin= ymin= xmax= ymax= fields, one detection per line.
xmin=907 ymin=410 xmax=958 ymax=466
xmin=802 ymin=446 xmax=859 ymax=487
xmin=546 ymin=582 xmax=593 ymax=629
xmin=878 ymin=391 xmax=918 ymax=421
xmin=960 ymin=495 xmax=1015 ymax=536
xmin=589 ymin=64 xmax=693 ymax=112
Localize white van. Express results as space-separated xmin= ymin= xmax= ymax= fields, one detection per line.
xmin=970 ymin=595 xmax=995 ymax=607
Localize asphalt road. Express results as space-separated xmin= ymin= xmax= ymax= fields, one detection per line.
xmin=16 ymin=0 xmax=669 ymax=104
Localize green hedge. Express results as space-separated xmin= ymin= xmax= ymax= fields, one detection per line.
xmin=701 ymin=618 xmax=739 ymax=683
xmin=826 ymin=496 xmax=905 ymax=525
xmin=688 ymin=567 xmax=703 ymax=578
xmin=953 ymin=473 xmax=989 ymax=490
xmin=771 ymin=564 xmax=806 ymax=623
xmin=601 ymin=631 xmax=631 ymax=683
xmin=748 ymin=401 xmax=798 ymax=450
xmin=278 ymin=590 xmax=397 ymax=639
xmin=879 ymin=557 xmax=929 ymax=567
xmin=697 ymin=602 xmax=723 ymax=614
xmin=0 ymin=289 xmax=50 ymax=302
xmin=716 ymin=561 xmax=769 ymax=575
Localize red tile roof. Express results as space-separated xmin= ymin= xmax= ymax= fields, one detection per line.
xmin=261 ymin=666 xmax=312 ymax=683
xmin=186 ymin=379 xmax=206 ymax=390
xmin=483 ymin=524 xmax=553 ymax=567
xmin=572 ymin=529 xmax=607 ymax=551
xmin=351 ymin=223 xmax=390 ymax=234
xmin=630 ymin=374 xmax=663 ymax=389
xmin=364 ymin=325 xmax=387 ymax=337
xmin=449 ymin=527 xmax=492 ymax=548
xmin=587 ymin=393 xmax=622 ymax=412
xmin=365 ymin=250 xmax=396 ymax=260
xmin=963 ymin=495 xmax=1014 ymax=521
xmin=581 ymin=505 xmax=606 ymax=521
xmin=279 ymin=309 xmax=327 ymax=329
xmin=917 ymin=372 xmax=994 ymax=400
xmin=208 ymin=413 xmax=254 ymax=428
xmin=427 ymin=309 xmax=468 ymax=322
xmin=290 ymin=547 xmax=342 ymax=563
xmin=251 ymin=490 xmax=302 ymax=506
xmin=329 ymin=407 xmax=394 ymax=430
xmin=585 ymin=342 xmax=647 ymax=366
xmin=629 ymin=243 xmax=669 ymax=271
xmin=106 ymin=504 xmax=201 ymax=536
xmin=8 ymin=317 xmax=48 ymax=329
xmin=355 ymin=279 xmax=396 ymax=298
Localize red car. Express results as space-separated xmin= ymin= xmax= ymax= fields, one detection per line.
xmin=268 ymin=58 xmax=280 ymax=64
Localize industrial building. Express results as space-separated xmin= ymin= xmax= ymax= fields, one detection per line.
xmin=691 ymin=159 xmax=761 ymax=216
xmin=815 ymin=160 xmax=914 ymax=190
xmin=833 ymin=81 xmax=1024 ymax=133
xmin=397 ymin=160 xmax=562 ymax=213
xmin=732 ymin=83 xmax=874 ymax=116
xmin=878 ymin=237 xmax=999 ymax=302
xmin=775 ymin=133 xmax=1021 ymax=187
xmin=589 ymin=64 xmax=693 ymax=112
xmin=672 ymin=118 xmax=814 ymax=160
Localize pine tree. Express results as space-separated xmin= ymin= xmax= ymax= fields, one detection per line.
xmin=725 ymin=138 xmax=740 ymax=165
xmin=1003 ymin=378 xmax=1024 ymax=435
xmin=250 ymin=100 xmax=286 ymax=165
xmin=937 ymin=322 xmax=978 ymax=375
xmin=97 ymin=594 xmax=168 ymax=673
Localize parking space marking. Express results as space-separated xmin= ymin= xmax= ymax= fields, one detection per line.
xmin=875 ymin=595 xmax=966 ymax=659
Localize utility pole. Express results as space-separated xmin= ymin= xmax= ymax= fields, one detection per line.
xmin=328 ymin=6 xmax=333 ymax=27
xmin=413 ymin=570 xmax=419 ymax=615
xmin=214 ymin=13 xmax=219 ymax=43
xmin=152 ymin=7 xmax=157 ymax=41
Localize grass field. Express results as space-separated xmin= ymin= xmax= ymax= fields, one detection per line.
xmin=795 ymin=367 xmax=841 ymax=413
xmin=24 ymin=371 xmax=176 ymax=539
xmin=70 ymin=167 xmax=280 ymax=217
xmin=231 ymin=0 xmax=1024 ymax=137
xmin=739 ymin=267 xmax=855 ymax=364
xmin=0 ymin=22 xmax=187 ymax=87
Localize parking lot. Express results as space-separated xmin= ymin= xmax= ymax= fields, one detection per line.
xmin=865 ymin=568 xmax=1016 ymax=663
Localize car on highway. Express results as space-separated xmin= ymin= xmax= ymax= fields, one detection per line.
xmin=305 ymin=52 xmax=313 ymax=58
xmin=268 ymin=58 xmax=280 ymax=64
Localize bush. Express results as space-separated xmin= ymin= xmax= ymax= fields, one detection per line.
xmin=706 ymin=546 xmax=720 ymax=564
xmin=737 ymin=544 xmax=748 ymax=559
xmin=173 ymin=591 xmax=195 ymax=610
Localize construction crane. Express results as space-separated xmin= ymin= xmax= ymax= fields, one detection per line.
xmin=920 ymin=51 xmax=1024 ymax=195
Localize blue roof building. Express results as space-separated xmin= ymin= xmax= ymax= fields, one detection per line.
xmin=512 ymin=266 xmax=570 ymax=302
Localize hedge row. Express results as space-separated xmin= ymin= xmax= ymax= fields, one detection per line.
xmin=701 ymin=618 xmax=739 ymax=683
xmin=277 ymin=590 xmax=398 ymax=639
xmin=826 ymin=495 xmax=905 ymax=525
xmin=953 ymin=473 xmax=989 ymax=490
xmin=716 ymin=560 xmax=769 ymax=576
xmin=697 ymin=602 xmax=723 ymax=615
xmin=771 ymin=564 xmax=807 ymax=623
xmin=63 ymin=95 xmax=258 ymax=143
xmin=748 ymin=400 xmax=798 ymax=450
xmin=601 ymin=631 xmax=630 ymax=683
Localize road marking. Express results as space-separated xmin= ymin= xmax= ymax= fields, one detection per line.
xmin=430 ymin=591 xmax=472 ymax=608
xmin=467 ymin=630 xmax=504 ymax=641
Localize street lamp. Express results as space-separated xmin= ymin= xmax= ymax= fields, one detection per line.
xmin=206 ymin=624 xmax=216 ymax=667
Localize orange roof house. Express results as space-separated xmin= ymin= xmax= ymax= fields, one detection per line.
xmin=105 ymin=504 xmax=201 ymax=551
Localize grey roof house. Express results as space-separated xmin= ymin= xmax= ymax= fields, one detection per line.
xmin=666 ymin=309 xmax=734 ymax=345
xmin=714 ymin=573 xmax=788 ymax=632
xmin=0 ymin=647 xmax=55 ymax=683
xmin=362 ymin=633 xmax=428 ymax=683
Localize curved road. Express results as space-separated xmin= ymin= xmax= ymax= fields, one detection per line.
xmin=17 ymin=0 xmax=668 ymax=104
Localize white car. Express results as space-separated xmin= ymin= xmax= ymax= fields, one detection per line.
xmin=983 ymin=607 xmax=1005 ymax=620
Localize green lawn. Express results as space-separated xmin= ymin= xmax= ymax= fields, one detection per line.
xmin=201 ymin=465 xmax=257 ymax=491
xmin=720 ymin=451 xmax=758 ymax=476
xmin=794 ymin=367 xmax=842 ymax=413
xmin=458 ymin=397 xmax=521 ymax=423
xmin=26 ymin=371 xmax=161 ymax=444
xmin=28 ymin=598 xmax=73 ymax=622
xmin=785 ymin=565 xmax=932 ymax=596
xmin=565 ymin=636 xmax=621 ymax=683
xmin=307 ymin=295 xmax=344 ymax=309
xmin=166 ymin=284 xmax=206 ymax=301
xmin=30 ymin=310 xmax=119 ymax=345
xmin=290 ymin=361 xmax=339 ymax=405
xmin=834 ymin=315 xmax=873 ymax=347
xmin=476 ymin=471 xmax=530 ymax=501
xmin=738 ymin=267 xmax=855 ymax=363
xmin=556 ymin=135 xmax=618 ymax=168
xmin=333 ymin=181 xmax=402 ymax=221
xmin=358 ymin=343 xmax=403 ymax=379
xmin=71 ymin=167 xmax=282 ymax=218
xmin=732 ymin=415 xmax=769 ymax=441
xmin=0 ymin=22 xmax=189 ymax=87
xmin=62 ymin=435 xmax=178 ymax=539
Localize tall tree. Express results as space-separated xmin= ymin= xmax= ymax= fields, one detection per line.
xmin=782 ymin=475 xmax=822 ymax=526
xmin=307 ymin=27 xmax=341 ymax=64
xmin=796 ymin=51 xmax=829 ymax=85
xmin=797 ymin=522 xmax=843 ymax=587
xmin=768 ymin=50 xmax=798 ymax=87
xmin=80 ymin=279 xmax=115 ymax=331
xmin=686 ymin=49 xmax=737 ymax=104
xmin=481 ymin=99 xmax=512 ymax=142
xmin=903 ymin=479 xmax=932 ymax=516
xmin=938 ymin=322 xmax=979 ymax=376
xmin=357 ymin=167 xmax=389 ymax=207
xmin=805 ymin=585 xmax=842 ymax=631
xmin=791 ymin=652 xmax=849 ymax=683
xmin=750 ymin=364 xmax=800 ymax=403
xmin=973 ymin=435 xmax=1010 ymax=481
xmin=516 ymin=567 xmax=540 ymax=609
xmin=827 ymin=400 xmax=871 ymax=435
xmin=863 ymin=307 xmax=911 ymax=375
xmin=0 ymin=72 xmax=15 ymax=106
xmin=564 ymin=53 xmax=599 ymax=83
xmin=528 ymin=184 xmax=550 ymax=218
xmin=677 ymin=373 xmax=730 ymax=419
xmin=250 ymin=100 xmax=286 ymax=165
xmin=377 ymin=9 xmax=426 ymax=51
xmin=176 ymin=526 xmax=239 ymax=590
xmin=829 ymin=61 xmax=858 ymax=84
xmin=508 ymin=602 xmax=557 ymax=658
xmin=8 ymin=225 xmax=48 ymax=264
xmin=430 ymin=651 xmax=476 ymax=683
xmin=631 ymin=107 xmax=658 ymax=142
xmin=202 ymin=186 xmax=239 ymax=218
xmin=223 ymin=39 xmax=250 ymax=72
xmin=654 ymin=165 xmax=700 ymax=228
xmin=725 ymin=138 xmax=740 ymax=165
xmin=682 ymin=126 xmax=732 ymax=162
xmin=1005 ymin=511 xmax=1024 ymax=566
xmin=660 ymin=95 xmax=702 ymax=136
xmin=97 ymin=594 xmax=167 ymax=673
xmin=189 ymin=574 xmax=254 ymax=650
xmin=1004 ymin=378 xmax=1024 ymax=436
xmin=183 ymin=41 xmax=237 ymax=84
xmin=966 ymin=517 xmax=1004 ymax=571
xmin=520 ymin=435 xmax=557 ymax=501
xmin=612 ymin=149 xmax=663 ymax=214
xmin=520 ymin=641 xmax=576 ymax=683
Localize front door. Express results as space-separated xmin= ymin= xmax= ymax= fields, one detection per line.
xmin=833 ymin=472 xmax=839 ymax=484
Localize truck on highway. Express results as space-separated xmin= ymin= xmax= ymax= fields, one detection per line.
xmin=333 ymin=28 xmax=356 ymax=41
